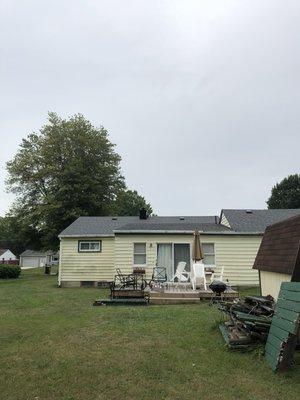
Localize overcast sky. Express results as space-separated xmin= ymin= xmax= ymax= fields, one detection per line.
xmin=0 ymin=0 xmax=299 ymax=216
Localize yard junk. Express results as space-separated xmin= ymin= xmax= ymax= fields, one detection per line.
xmin=93 ymin=267 xmax=149 ymax=306
xmin=218 ymin=295 xmax=275 ymax=350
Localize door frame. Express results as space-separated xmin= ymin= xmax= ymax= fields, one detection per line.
xmin=156 ymin=242 xmax=192 ymax=275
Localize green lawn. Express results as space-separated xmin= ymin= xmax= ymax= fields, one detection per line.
xmin=0 ymin=269 xmax=300 ymax=400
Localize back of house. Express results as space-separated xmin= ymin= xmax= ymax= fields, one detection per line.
xmin=58 ymin=208 xmax=300 ymax=288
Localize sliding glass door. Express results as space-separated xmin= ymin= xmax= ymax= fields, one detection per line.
xmin=157 ymin=244 xmax=173 ymax=279
xmin=157 ymin=243 xmax=191 ymax=280
xmin=174 ymin=244 xmax=190 ymax=271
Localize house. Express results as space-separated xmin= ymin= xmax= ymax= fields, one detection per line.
xmin=0 ymin=249 xmax=17 ymax=262
xmin=58 ymin=208 xmax=300 ymax=288
xmin=19 ymin=250 xmax=59 ymax=268
xmin=253 ymin=214 xmax=300 ymax=300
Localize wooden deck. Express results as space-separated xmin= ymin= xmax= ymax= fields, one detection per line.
xmin=147 ymin=285 xmax=238 ymax=305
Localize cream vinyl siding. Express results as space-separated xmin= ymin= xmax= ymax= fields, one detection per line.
xmin=260 ymin=270 xmax=291 ymax=300
xmin=59 ymin=237 xmax=115 ymax=282
xmin=115 ymin=233 xmax=262 ymax=286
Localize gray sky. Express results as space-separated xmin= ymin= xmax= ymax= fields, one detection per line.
xmin=1 ymin=0 xmax=299 ymax=216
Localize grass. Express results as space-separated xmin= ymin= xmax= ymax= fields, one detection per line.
xmin=0 ymin=269 xmax=300 ymax=400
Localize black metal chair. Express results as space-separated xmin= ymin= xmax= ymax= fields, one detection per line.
xmin=114 ymin=268 xmax=136 ymax=289
xmin=150 ymin=266 xmax=167 ymax=286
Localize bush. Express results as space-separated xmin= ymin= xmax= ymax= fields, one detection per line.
xmin=0 ymin=264 xmax=21 ymax=279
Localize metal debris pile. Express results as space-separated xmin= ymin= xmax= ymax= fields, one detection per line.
xmin=218 ymin=295 xmax=275 ymax=350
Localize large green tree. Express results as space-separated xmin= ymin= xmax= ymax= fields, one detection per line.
xmin=6 ymin=113 xmax=152 ymax=249
xmin=113 ymin=190 xmax=152 ymax=216
xmin=267 ymin=174 xmax=300 ymax=209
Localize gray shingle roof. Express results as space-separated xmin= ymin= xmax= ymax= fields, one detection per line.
xmin=114 ymin=222 xmax=230 ymax=233
xmin=59 ymin=216 xmax=220 ymax=237
xmin=59 ymin=209 xmax=300 ymax=237
xmin=20 ymin=250 xmax=48 ymax=257
xmin=222 ymin=209 xmax=300 ymax=233
xmin=59 ymin=216 xmax=141 ymax=237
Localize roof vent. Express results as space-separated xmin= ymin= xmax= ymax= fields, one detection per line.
xmin=180 ymin=217 xmax=185 ymax=221
xmin=112 ymin=217 xmax=118 ymax=220
xmin=246 ymin=210 xmax=253 ymax=214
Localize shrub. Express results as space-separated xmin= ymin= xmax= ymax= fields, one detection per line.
xmin=0 ymin=264 xmax=21 ymax=279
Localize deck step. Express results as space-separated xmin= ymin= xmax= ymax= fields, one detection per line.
xmin=150 ymin=291 xmax=200 ymax=299
xmin=93 ymin=298 xmax=148 ymax=306
xmin=150 ymin=297 xmax=201 ymax=305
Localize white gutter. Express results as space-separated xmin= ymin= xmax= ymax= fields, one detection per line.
xmin=113 ymin=230 xmax=264 ymax=235
xmin=59 ymin=231 xmax=264 ymax=237
xmin=58 ymin=234 xmax=115 ymax=238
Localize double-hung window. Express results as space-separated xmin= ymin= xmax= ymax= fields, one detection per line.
xmin=133 ymin=243 xmax=146 ymax=265
xmin=78 ymin=241 xmax=101 ymax=252
xmin=202 ymin=243 xmax=215 ymax=265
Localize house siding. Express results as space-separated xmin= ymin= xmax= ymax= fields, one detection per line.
xmin=59 ymin=233 xmax=262 ymax=286
xmin=115 ymin=233 xmax=262 ymax=286
xmin=59 ymin=237 xmax=115 ymax=285
xmin=260 ymin=270 xmax=291 ymax=300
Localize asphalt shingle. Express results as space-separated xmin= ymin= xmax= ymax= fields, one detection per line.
xmin=222 ymin=209 xmax=300 ymax=233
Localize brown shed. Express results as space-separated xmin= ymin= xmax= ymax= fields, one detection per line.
xmin=253 ymin=214 xmax=300 ymax=299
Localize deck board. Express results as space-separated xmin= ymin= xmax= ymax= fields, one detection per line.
xmin=147 ymin=285 xmax=238 ymax=304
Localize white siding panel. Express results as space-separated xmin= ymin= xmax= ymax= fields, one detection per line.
xmin=115 ymin=234 xmax=262 ymax=286
xmin=59 ymin=237 xmax=115 ymax=282
xmin=60 ymin=233 xmax=262 ymax=286
xmin=260 ymin=270 xmax=291 ymax=300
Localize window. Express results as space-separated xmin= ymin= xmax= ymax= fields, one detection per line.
xmin=133 ymin=243 xmax=146 ymax=265
xmin=202 ymin=243 xmax=215 ymax=265
xmin=78 ymin=241 xmax=101 ymax=252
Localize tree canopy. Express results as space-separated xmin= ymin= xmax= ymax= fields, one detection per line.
xmin=267 ymin=174 xmax=300 ymax=209
xmin=5 ymin=113 xmax=152 ymax=250
xmin=113 ymin=190 xmax=152 ymax=216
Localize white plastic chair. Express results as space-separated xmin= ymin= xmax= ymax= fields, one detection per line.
xmin=211 ymin=266 xmax=224 ymax=282
xmin=191 ymin=262 xmax=208 ymax=290
xmin=171 ymin=261 xmax=189 ymax=282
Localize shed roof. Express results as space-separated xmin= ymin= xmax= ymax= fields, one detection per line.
xmin=222 ymin=209 xmax=300 ymax=233
xmin=253 ymin=214 xmax=300 ymax=280
xmin=19 ymin=250 xmax=56 ymax=257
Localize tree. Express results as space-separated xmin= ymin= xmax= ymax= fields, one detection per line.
xmin=6 ymin=112 xmax=141 ymax=249
xmin=267 ymin=174 xmax=300 ymax=209
xmin=0 ymin=216 xmax=41 ymax=256
xmin=113 ymin=190 xmax=152 ymax=216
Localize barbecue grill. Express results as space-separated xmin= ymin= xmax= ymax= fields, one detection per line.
xmin=209 ymin=280 xmax=227 ymax=303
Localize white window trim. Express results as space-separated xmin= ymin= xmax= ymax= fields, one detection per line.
xmin=78 ymin=240 xmax=102 ymax=252
xmin=133 ymin=243 xmax=147 ymax=265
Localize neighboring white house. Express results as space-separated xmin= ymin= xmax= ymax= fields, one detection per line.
xmin=58 ymin=209 xmax=300 ymax=288
xmin=19 ymin=250 xmax=59 ymax=268
xmin=0 ymin=249 xmax=17 ymax=262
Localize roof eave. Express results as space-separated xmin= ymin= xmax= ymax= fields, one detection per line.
xmin=113 ymin=230 xmax=263 ymax=235
xmin=58 ymin=234 xmax=115 ymax=238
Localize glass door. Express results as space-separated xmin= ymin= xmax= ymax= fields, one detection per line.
xmin=174 ymin=244 xmax=191 ymax=272
xmin=157 ymin=244 xmax=173 ymax=280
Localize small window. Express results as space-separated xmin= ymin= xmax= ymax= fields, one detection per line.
xmin=134 ymin=243 xmax=146 ymax=265
xmin=78 ymin=241 xmax=101 ymax=252
xmin=202 ymin=243 xmax=215 ymax=265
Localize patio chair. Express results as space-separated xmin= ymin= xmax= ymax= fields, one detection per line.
xmin=211 ymin=266 xmax=224 ymax=282
xmin=171 ymin=261 xmax=189 ymax=283
xmin=191 ymin=262 xmax=208 ymax=290
xmin=151 ymin=266 xmax=167 ymax=284
xmin=115 ymin=268 xmax=136 ymax=289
